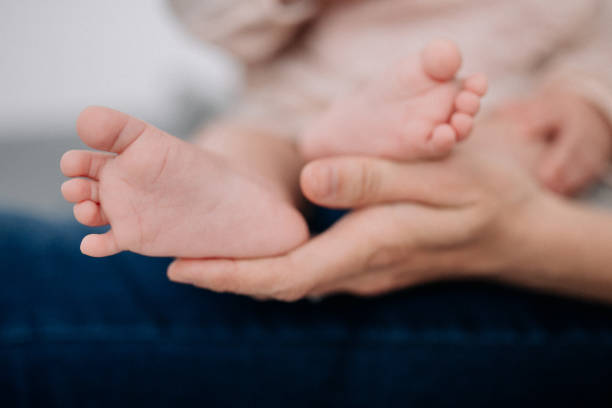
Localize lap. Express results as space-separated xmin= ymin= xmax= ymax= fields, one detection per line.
xmin=1 ymin=211 xmax=611 ymax=407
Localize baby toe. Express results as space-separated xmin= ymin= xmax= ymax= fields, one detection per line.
xmin=455 ymin=91 xmax=481 ymax=115
xmin=60 ymin=150 xmax=112 ymax=180
xmin=62 ymin=179 xmax=99 ymax=203
xmin=73 ymin=201 xmax=108 ymax=227
xmin=464 ymin=73 xmax=488 ymax=96
xmin=81 ymin=231 xmax=120 ymax=258
xmin=450 ymin=113 xmax=474 ymax=141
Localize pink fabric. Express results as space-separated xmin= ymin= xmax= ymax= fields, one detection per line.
xmin=171 ymin=0 xmax=612 ymax=137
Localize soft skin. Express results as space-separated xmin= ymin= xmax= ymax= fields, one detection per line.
xmin=60 ymin=107 xmax=309 ymax=258
xmin=168 ymin=115 xmax=612 ymax=304
xmin=300 ymin=39 xmax=487 ymax=161
xmin=60 ymin=40 xmax=484 ymax=260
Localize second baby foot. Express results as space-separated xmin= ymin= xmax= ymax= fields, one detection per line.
xmin=300 ymin=39 xmax=488 ymax=161
xmin=60 ymin=107 xmax=309 ymax=258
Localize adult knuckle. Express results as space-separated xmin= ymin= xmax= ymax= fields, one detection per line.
xmin=208 ymin=261 xmax=242 ymax=293
xmin=352 ymin=162 xmax=380 ymax=204
xmin=365 ymin=244 xmax=408 ymax=270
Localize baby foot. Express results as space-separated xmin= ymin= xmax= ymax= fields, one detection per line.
xmin=300 ymin=39 xmax=487 ymax=161
xmin=60 ymin=107 xmax=308 ymax=258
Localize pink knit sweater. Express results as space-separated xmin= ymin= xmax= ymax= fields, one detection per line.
xmin=171 ymin=0 xmax=612 ymax=136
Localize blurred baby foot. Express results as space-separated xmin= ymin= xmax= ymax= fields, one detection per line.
xmin=300 ymin=39 xmax=487 ymax=161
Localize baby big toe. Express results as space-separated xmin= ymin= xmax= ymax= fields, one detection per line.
xmin=76 ymin=106 xmax=150 ymax=154
xmin=421 ymin=39 xmax=462 ymax=82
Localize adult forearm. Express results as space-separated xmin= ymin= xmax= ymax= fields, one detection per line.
xmin=501 ymin=196 xmax=612 ymax=303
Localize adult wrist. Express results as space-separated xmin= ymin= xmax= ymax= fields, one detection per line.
xmin=489 ymin=190 xmax=566 ymax=279
xmin=493 ymin=192 xmax=579 ymax=286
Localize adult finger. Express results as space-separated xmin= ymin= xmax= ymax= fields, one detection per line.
xmin=300 ymin=155 xmax=469 ymax=209
xmin=167 ymin=212 xmax=375 ymax=301
xmin=306 ymin=204 xmax=471 ymax=297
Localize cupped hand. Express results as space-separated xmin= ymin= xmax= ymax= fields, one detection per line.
xmin=167 ymin=140 xmax=548 ymax=301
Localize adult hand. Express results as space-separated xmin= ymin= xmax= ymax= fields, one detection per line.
xmin=167 ymin=136 xmax=550 ymax=301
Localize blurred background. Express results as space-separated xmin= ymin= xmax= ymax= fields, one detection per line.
xmin=0 ymin=0 xmax=240 ymax=217
xmin=1 ymin=0 xmax=611 ymax=219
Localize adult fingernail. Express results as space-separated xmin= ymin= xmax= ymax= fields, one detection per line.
xmin=304 ymin=163 xmax=336 ymax=198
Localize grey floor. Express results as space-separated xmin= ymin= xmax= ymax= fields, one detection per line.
xmin=1 ymin=138 xmax=612 ymax=221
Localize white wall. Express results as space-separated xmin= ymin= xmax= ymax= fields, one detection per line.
xmin=0 ymin=0 xmax=239 ymax=140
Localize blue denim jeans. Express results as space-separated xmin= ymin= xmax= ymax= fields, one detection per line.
xmin=1 ymin=210 xmax=611 ymax=407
